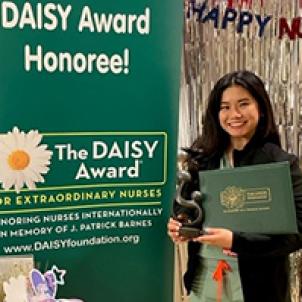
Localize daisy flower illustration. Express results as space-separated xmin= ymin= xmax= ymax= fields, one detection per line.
xmin=0 ymin=127 xmax=52 ymax=193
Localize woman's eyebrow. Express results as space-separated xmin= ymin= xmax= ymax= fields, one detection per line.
xmin=221 ymin=98 xmax=250 ymax=103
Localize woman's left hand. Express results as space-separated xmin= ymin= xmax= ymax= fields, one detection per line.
xmin=192 ymin=227 xmax=233 ymax=249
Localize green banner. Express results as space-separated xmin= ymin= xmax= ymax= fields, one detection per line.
xmin=0 ymin=1 xmax=182 ymax=301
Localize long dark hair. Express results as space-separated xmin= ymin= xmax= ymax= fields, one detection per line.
xmin=190 ymin=70 xmax=281 ymax=156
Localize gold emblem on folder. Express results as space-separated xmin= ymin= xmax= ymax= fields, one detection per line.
xmin=220 ymin=186 xmax=245 ymax=209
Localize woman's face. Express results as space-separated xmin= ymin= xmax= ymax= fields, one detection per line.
xmin=219 ymin=85 xmax=260 ymax=147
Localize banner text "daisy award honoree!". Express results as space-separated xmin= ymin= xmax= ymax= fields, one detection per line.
xmin=0 ymin=1 xmax=151 ymax=75
xmin=0 ymin=1 xmax=182 ymax=302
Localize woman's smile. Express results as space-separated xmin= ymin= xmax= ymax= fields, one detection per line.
xmin=227 ymin=121 xmax=247 ymax=127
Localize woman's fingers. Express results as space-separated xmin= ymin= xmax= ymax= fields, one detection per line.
xmin=168 ymin=217 xmax=181 ymax=230
xmin=167 ymin=218 xmax=180 ymax=240
xmin=167 ymin=218 xmax=189 ymax=243
xmin=192 ymin=228 xmax=233 ymax=249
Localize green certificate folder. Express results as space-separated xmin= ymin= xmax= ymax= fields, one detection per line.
xmin=199 ymin=162 xmax=298 ymax=234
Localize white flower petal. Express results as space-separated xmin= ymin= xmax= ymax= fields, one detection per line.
xmin=14 ymin=173 xmax=24 ymax=193
xmin=12 ymin=127 xmax=20 ymax=134
xmin=38 ymin=174 xmax=45 ymax=183
xmin=2 ymin=175 xmax=16 ymax=190
xmin=0 ymin=166 xmax=15 ymax=180
xmin=15 ymin=131 xmax=26 ymax=149
xmin=30 ymin=149 xmax=52 ymax=159
xmin=0 ymin=141 xmax=12 ymax=154
xmin=25 ymin=178 xmax=36 ymax=190
xmin=26 ymin=130 xmax=42 ymax=148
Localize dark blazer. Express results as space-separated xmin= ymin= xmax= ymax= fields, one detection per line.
xmin=177 ymin=138 xmax=302 ymax=302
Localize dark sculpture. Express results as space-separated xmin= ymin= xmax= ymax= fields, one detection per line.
xmin=174 ymin=169 xmax=205 ymax=238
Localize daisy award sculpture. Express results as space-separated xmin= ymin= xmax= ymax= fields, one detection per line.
xmin=174 ymin=151 xmax=204 ymax=238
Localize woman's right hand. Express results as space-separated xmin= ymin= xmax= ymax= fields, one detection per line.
xmin=167 ymin=217 xmax=189 ymax=243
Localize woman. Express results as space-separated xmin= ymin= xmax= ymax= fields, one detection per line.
xmin=168 ymin=70 xmax=302 ymax=302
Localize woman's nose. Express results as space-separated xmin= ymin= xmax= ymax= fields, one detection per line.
xmin=229 ymin=107 xmax=242 ymax=117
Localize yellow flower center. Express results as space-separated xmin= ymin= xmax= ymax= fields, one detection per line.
xmin=7 ymin=150 xmax=30 ymax=170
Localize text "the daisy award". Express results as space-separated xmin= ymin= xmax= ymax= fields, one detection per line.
xmin=54 ymin=140 xmax=160 ymax=181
